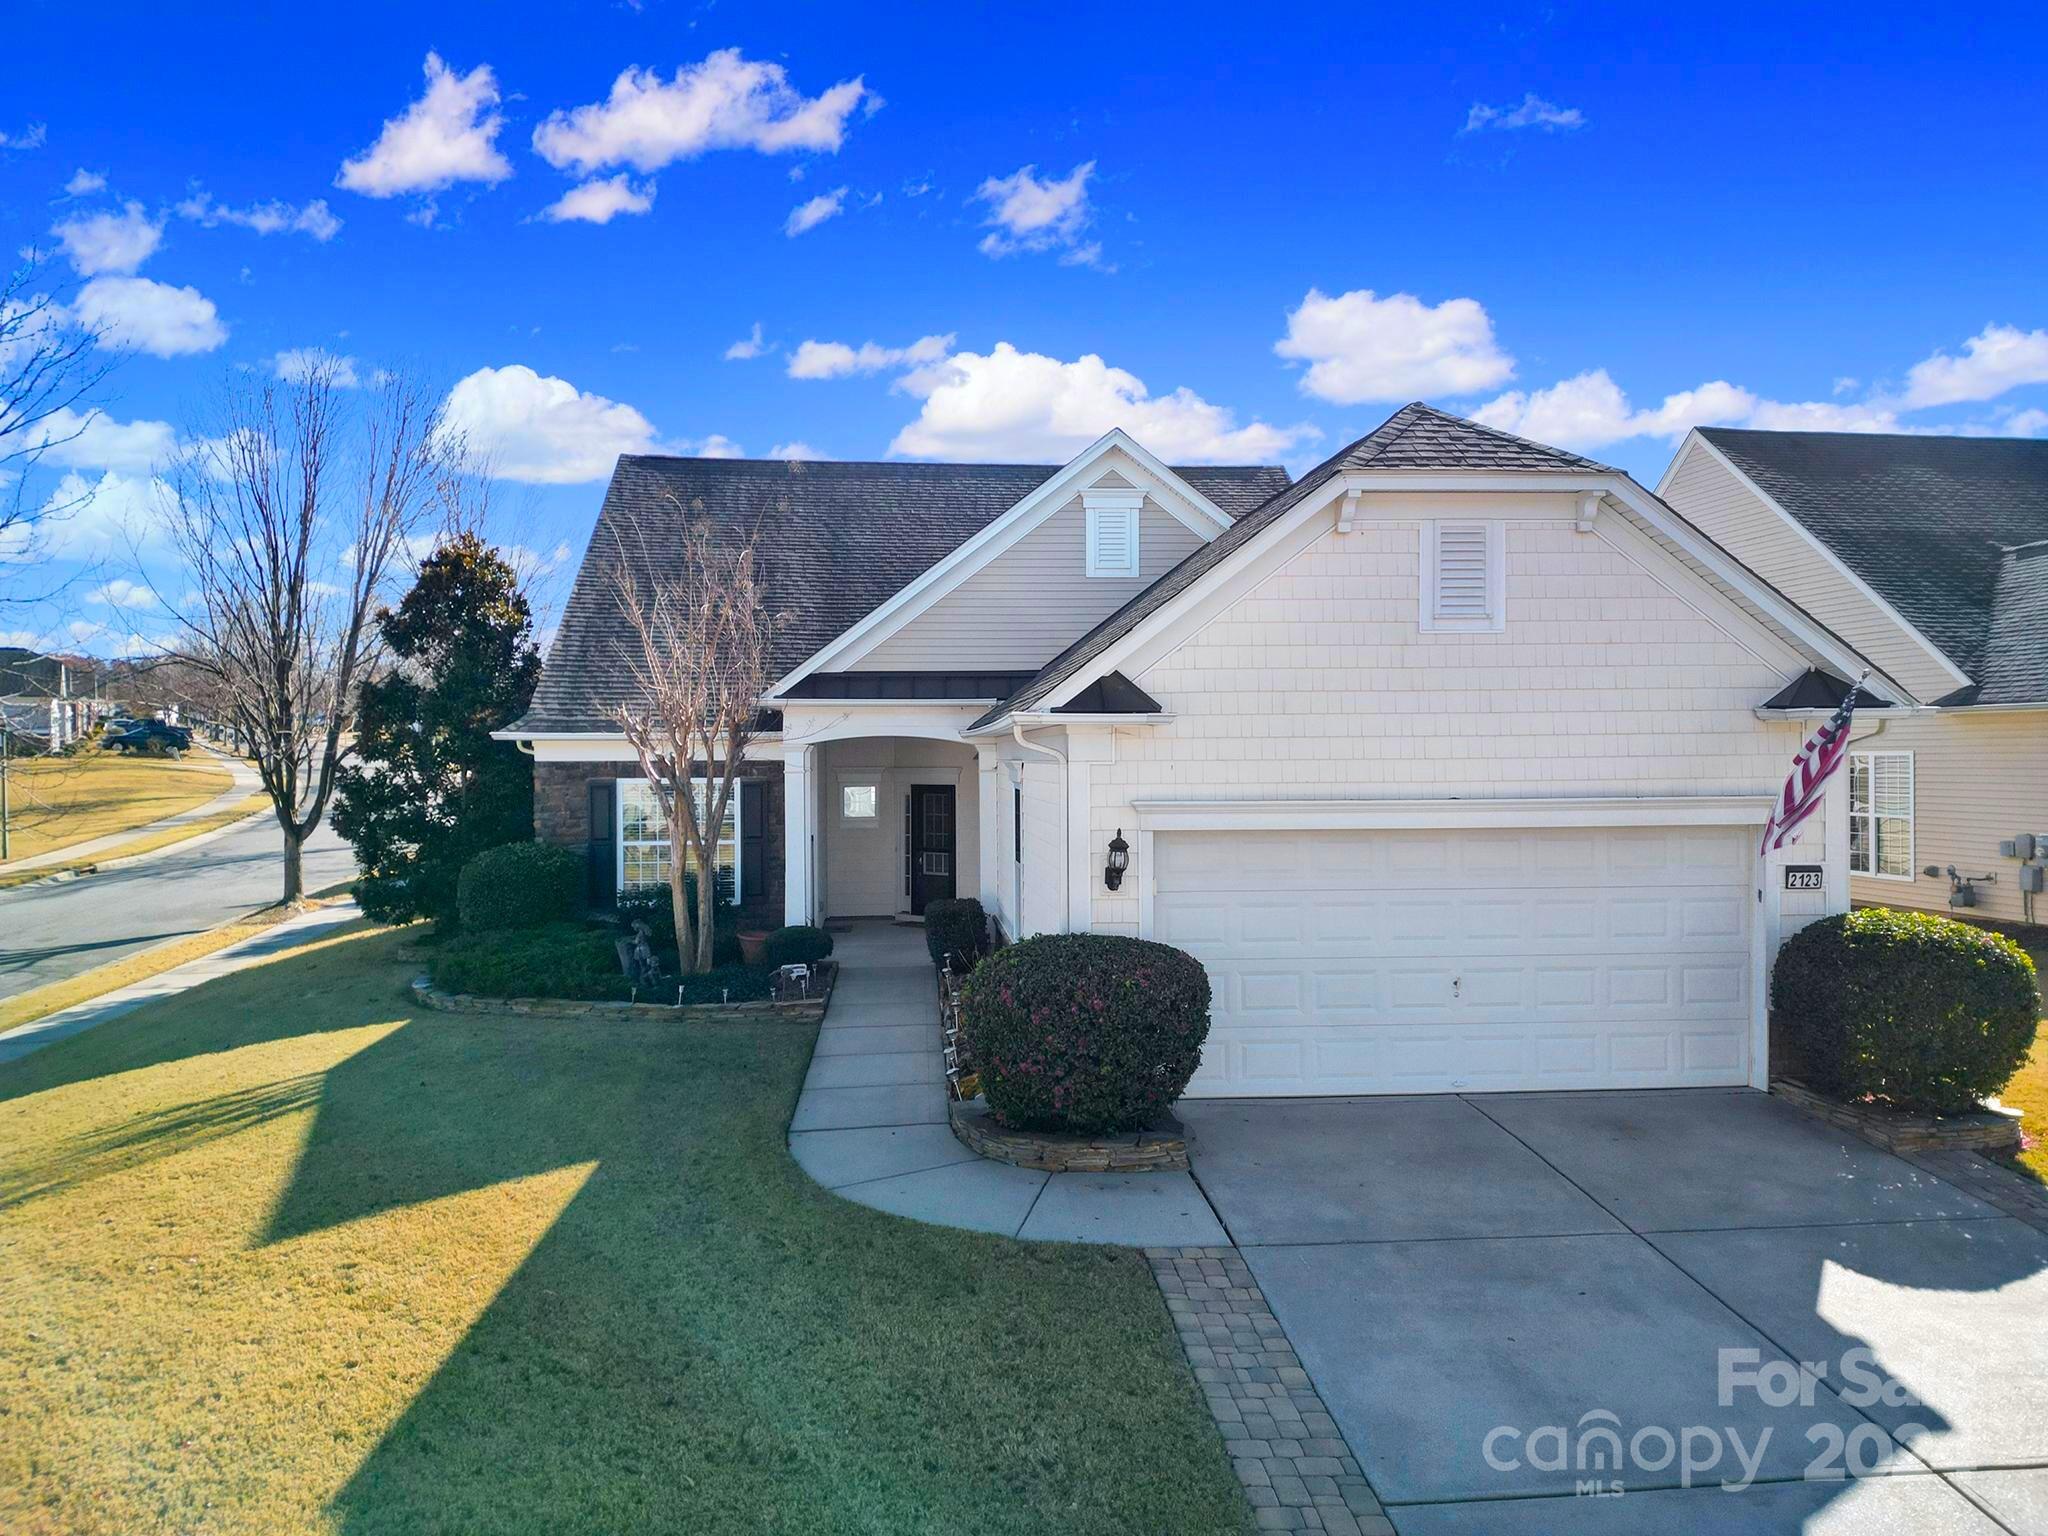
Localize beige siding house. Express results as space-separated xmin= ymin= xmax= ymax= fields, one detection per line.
xmin=507 ymin=406 xmax=1901 ymax=1098
xmin=1660 ymin=428 xmax=2047 ymax=928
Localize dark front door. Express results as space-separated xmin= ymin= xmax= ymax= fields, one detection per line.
xmin=908 ymin=784 xmax=957 ymax=915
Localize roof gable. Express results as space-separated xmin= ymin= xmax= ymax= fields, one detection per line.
xmin=1696 ymin=427 xmax=2048 ymax=683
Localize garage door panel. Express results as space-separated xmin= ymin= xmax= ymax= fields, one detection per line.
xmin=1157 ymin=825 xmax=1754 ymax=1096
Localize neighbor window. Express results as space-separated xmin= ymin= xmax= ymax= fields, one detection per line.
xmin=619 ymin=778 xmax=741 ymax=902
xmin=1419 ymin=520 xmax=1505 ymax=632
xmin=840 ymin=782 xmax=878 ymax=821
xmin=1084 ymin=492 xmax=1142 ymax=578
xmin=1848 ymin=751 xmax=1913 ymax=880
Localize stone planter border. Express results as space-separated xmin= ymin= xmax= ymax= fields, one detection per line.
xmin=1770 ymin=1077 xmax=2022 ymax=1156
xmin=948 ymin=1097 xmax=1189 ymax=1173
xmin=411 ymin=969 xmax=831 ymax=1026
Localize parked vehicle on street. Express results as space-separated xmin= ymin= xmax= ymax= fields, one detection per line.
xmin=103 ymin=718 xmax=194 ymax=756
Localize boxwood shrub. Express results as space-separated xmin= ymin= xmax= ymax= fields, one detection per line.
xmin=1772 ymin=907 xmax=2039 ymax=1114
xmin=455 ymin=842 xmax=582 ymax=932
xmin=763 ymin=925 xmax=834 ymax=968
xmin=959 ymin=933 xmax=1211 ymax=1134
xmin=432 ymin=921 xmax=633 ymax=1002
xmin=923 ymin=897 xmax=989 ymax=970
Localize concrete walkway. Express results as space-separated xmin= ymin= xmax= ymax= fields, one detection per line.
xmin=787 ymin=920 xmax=1228 ymax=1246
xmin=1 ymin=745 xmax=261 ymax=877
xmin=0 ymin=898 xmax=362 ymax=1064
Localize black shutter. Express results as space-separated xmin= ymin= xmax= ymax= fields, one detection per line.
xmin=739 ymin=778 xmax=764 ymax=907
xmin=587 ymin=778 xmax=617 ymax=910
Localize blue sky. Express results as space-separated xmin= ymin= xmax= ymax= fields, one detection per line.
xmin=3 ymin=0 xmax=2045 ymax=652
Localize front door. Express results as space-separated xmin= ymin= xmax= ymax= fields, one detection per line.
xmin=908 ymin=784 xmax=957 ymax=915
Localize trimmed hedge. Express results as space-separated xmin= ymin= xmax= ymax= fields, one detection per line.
xmin=959 ymin=933 xmax=1211 ymax=1134
xmin=615 ymin=878 xmax=741 ymax=967
xmin=456 ymin=842 xmax=582 ymax=932
xmin=1773 ymin=907 xmax=2039 ymax=1114
xmin=763 ymin=925 xmax=834 ymax=968
xmin=923 ymin=897 xmax=989 ymax=970
xmin=432 ymin=922 xmax=633 ymax=1002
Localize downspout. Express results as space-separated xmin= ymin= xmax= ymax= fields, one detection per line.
xmin=1012 ymin=721 xmax=1069 ymax=933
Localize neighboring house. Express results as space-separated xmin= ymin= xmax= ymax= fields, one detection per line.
xmin=0 ymin=648 xmax=110 ymax=751
xmin=505 ymin=404 xmax=1900 ymax=1098
xmin=1660 ymin=428 xmax=2047 ymax=927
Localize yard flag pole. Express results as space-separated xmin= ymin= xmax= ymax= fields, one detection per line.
xmin=1759 ymin=669 xmax=1870 ymax=857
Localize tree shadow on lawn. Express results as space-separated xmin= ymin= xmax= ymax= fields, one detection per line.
xmin=5 ymin=926 xmax=1249 ymax=1535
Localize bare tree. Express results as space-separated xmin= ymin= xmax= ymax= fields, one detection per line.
xmin=609 ymin=516 xmax=784 ymax=974
xmin=1 ymin=251 xmax=111 ymax=600
xmin=164 ymin=362 xmax=457 ymax=904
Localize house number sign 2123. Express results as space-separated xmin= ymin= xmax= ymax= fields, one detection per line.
xmin=1783 ymin=866 xmax=1825 ymax=891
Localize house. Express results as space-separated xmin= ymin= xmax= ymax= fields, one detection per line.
xmin=0 ymin=648 xmax=110 ymax=751
xmin=1659 ymin=428 xmax=2047 ymax=927
xmin=503 ymin=403 xmax=1904 ymax=1098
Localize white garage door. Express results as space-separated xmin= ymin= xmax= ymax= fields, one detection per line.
xmin=1153 ymin=825 xmax=1755 ymax=1097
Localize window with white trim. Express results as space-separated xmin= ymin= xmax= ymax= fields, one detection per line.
xmin=619 ymin=778 xmax=742 ymax=902
xmin=1848 ymin=751 xmax=1913 ymax=880
xmin=1084 ymin=492 xmax=1142 ymax=578
xmin=1419 ymin=520 xmax=1505 ymax=632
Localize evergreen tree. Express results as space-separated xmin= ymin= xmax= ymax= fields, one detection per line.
xmin=333 ymin=533 xmax=542 ymax=927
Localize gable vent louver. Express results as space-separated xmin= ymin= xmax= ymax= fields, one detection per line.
xmin=1084 ymin=492 xmax=1142 ymax=578
xmin=1434 ymin=524 xmax=1490 ymax=618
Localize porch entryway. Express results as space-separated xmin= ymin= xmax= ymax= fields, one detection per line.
xmin=801 ymin=736 xmax=981 ymax=923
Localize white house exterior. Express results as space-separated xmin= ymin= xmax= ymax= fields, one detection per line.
xmin=506 ymin=405 xmax=1899 ymax=1099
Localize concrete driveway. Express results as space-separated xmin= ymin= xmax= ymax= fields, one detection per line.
xmin=1180 ymin=1089 xmax=2048 ymax=1534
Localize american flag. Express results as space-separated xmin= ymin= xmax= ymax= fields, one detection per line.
xmin=1760 ymin=673 xmax=1867 ymax=855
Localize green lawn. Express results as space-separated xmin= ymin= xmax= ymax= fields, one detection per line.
xmin=0 ymin=924 xmax=1249 ymax=1536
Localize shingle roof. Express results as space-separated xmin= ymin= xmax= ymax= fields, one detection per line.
xmin=510 ymin=455 xmax=1289 ymax=733
xmin=1698 ymin=427 xmax=2048 ymax=695
xmin=970 ymin=403 xmax=1614 ymax=728
xmin=1758 ymin=669 xmax=1895 ymax=711
xmin=1946 ymin=541 xmax=2048 ymax=706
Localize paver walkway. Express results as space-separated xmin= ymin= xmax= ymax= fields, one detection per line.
xmin=786 ymin=919 xmax=1228 ymax=1246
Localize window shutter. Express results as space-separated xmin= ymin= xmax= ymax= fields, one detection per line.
xmin=586 ymin=778 xmax=617 ymax=910
xmin=740 ymin=776 xmax=764 ymax=906
xmin=1433 ymin=523 xmax=1492 ymax=620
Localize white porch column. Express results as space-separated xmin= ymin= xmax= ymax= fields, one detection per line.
xmin=1824 ymin=776 xmax=1851 ymax=916
xmin=783 ymin=743 xmax=815 ymax=926
xmin=1064 ymin=727 xmax=1116 ymax=933
xmin=975 ymin=744 xmax=1003 ymax=916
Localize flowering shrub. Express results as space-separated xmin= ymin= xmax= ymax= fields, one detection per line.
xmin=959 ymin=933 xmax=1211 ymax=1134
xmin=1773 ymin=907 xmax=2038 ymax=1114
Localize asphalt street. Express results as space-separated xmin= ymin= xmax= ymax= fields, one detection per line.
xmin=0 ymin=813 xmax=354 ymax=1002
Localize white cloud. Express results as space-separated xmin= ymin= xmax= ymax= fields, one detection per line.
xmin=440 ymin=364 xmax=659 ymax=483
xmin=1470 ymin=369 xmax=1905 ymax=449
xmin=1275 ymin=287 xmax=1515 ymax=404
xmin=785 ymin=186 xmax=847 ymax=236
xmin=724 ymin=322 xmax=767 ymax=361
xmin=273 ymin=347 xmax=361 ymax=387
xmin=87 ymin=577 xmax=157 ymax=609
xmin=532 ymin=49 xmax=871 ymax=175
xmin=788 ymin=332 xmax=953 ymax=380
xmin=1901 ymin=324 xmax=2048 ymax=409
xmin=0 ymin=123 xmax=46 ymax=152
xmin=2003 ymin=408 xmax=2048 ymax=437
xmin=64 ymin=168 xmax=106 ymax=196
xmin=26 ymin=470 xmax=177 ymax=560
xmin=1463 ymin=94 xmax=1585 ymax=133
xmin=973 ymin=161 xmax=1099 ymax=264
xmin=336 ymin=53 xmax=513 ymax=199
xmin=685 ymin=434 xmax=744 ymax=459
xmin=1 ymin=405 xmax=178 ymax=473
xmin=768 ymin=440 xmax=819 ymax=459
xmin=51 ymin=201 xmax=163 ymax=276
xmin=175 ymin=189 xmax=341 ymax=241
xmin=536 ymin=173 xmax=657 ymax=225
xmin=888 ymin=342 xmax=1316 ymax=464
xmin=73 ymin=275 xmax=227 ymax=356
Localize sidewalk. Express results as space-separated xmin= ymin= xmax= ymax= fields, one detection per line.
xmin=1 ymin=747 xmax=264 ymax=876
xmin=0 ymin=899 xmax=362 ymax=1064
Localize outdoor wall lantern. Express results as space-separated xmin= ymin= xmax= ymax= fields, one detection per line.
xmin=1104 ymin=828 xmax=1131 ymax=891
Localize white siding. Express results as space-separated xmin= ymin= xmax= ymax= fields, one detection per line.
xmin=1662 ymin=440 xmax=1958 ymax=703
xmin=1018 ymin=755 xmax=1065 ymax=937
xmin=1842 ymin=709 xmax=2048 ymax=925
xmin=1086 ymin=518 xmax=1817 ymax=937
xmin=857 ymin=491 xmax=1209 ymax=670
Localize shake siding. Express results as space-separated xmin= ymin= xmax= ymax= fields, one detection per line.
xmin=1082 ymin=520 xmax=1814 ymax=935
xmin=1019 ymin=757 xmax=1065 ymax=936
xmin=1842 ymin=709 xmax=2048 ymax=925
xmin=1662 ymin=443 xmax=1957 ymax=702
xmin=855 ymin=494 xmax=1209 ymax=670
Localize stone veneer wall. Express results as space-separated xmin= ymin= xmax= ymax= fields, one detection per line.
xmin=533 ymin=757 xmax=786 ymax=918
